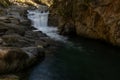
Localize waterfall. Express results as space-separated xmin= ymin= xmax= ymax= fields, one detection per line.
xmin=39 ymin=12 xmax=49 ymax=27
xmin=27 ymin=10 xmax=49 ymax=28
xmin=27 ymin=10 xmax=67 ymax=42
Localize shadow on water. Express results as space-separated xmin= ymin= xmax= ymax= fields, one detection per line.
xmin=58 ymin=37 xmax=120 ymax=80
xmin=29 ymin=36 xmax=120 ymax=80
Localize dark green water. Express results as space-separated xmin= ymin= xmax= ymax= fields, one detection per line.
xmin=29 ymin=37 xmax=120 ymax=80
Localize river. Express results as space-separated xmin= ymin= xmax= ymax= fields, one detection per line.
xmin=27 ymin=9 xmax=120 ymax=80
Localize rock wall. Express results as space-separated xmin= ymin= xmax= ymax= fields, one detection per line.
xmin=51 ymin=0 xmax=120 ymax=45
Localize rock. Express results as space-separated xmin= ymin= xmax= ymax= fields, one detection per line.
xmin=38 ymin=0 xmax=53 ymax=7
xmin=0 ymin=38 xmax=3 ymax=44
xmin=48 ymin=13 xmax=59 ymax=26
xmin=0 ymin=74 xmax=19 ymax=80
xmin=0 ymin=22 xmax=26 ymax=36
xmin=2 ymin=34 xmax=31 ymax=47
xmin=0 ymin=47 xmax=44 ymax=73
xmin=51 ymin=0 xmax=120 ymax=46
xmin=21 ymin=47 xmax=45 ymax=66
xmin=35 ymin=40 xmax=49 ymax=48
xmin=59 ymin=20 xmax=76 ymax=36
xmin=21 ymin=47 xmax=44 ymax=58
xmin=10 ymin=0 xmax=39 ymax=8
xmin=0 ymin=28 xmax=7 ymax=36
xmin=0 ymin=47 xmax=29 ymax=73
xmin=0 ymin=0 xmax=60 ymax=76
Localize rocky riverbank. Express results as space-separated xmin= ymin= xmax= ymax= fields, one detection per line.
xmin=0 ymin=1 xmax=60 ymax=80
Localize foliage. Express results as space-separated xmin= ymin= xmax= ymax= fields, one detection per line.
xmin=0 ymin=0 xmax=11 ymax=7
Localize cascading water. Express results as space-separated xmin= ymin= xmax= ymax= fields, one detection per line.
xmin=27 ymin=10 xmax=67 ymax=42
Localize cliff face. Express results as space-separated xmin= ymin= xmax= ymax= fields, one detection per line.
xmin=51 ymin=0 xmax=120 ymax=45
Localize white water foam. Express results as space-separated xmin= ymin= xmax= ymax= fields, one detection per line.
xmin=27 ymin=10 xmax=67 ymax=42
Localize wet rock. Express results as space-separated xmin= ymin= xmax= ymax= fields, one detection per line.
xmin=19 ymin=19 xmax=31 ymax=26
xmin=24 ymin=31 xmax=47 ymax=40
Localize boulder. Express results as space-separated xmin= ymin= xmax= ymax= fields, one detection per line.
xmin=0 ymin=47 xmax=28 ymax=73
xmin=0 ymin=47 xmax=44 ymax=73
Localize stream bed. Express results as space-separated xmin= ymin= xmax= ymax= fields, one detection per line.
xmin=27 ymin=10 xmax=120 ymax=80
